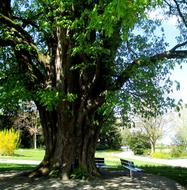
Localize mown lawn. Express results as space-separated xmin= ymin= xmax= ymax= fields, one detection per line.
xmin=0 ymin=149 xmax=45 ymax=161
xmin=0 ymin=163 xmax=35 ymax=171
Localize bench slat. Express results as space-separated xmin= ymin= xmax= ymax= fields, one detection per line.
xmin=95 ymin=158 xmax=106 ymax=168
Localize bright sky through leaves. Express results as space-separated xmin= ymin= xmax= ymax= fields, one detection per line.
xmin=151 ymin=9 xmax=187 ymax=104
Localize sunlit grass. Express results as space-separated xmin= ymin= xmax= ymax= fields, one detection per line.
xmin=0 ymin=149 xmax=45 ymax=161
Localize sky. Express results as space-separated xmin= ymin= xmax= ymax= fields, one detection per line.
xmin=170 ymin=63 xmax=187 ymax=104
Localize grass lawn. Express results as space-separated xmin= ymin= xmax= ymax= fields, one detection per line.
xmin=0 ymin=149 xmax=45 ymax=161
xmin=0 ymin=163 xmax=35 ymax=171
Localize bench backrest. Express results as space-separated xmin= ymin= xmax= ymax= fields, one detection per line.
xmin=120 ymin=159 xmax=134 ymax=167
xmin=95 ymin=157 xmax=105 ymax=164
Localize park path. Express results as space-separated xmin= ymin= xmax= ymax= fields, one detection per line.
xmin=0 ymin=159 xmax=40 ymax=165
xmin=116 ymin=151 xmax=187 ymax=168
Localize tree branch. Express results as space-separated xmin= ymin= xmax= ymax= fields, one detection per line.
xmin=170 ymin=40 xmax=187 ymax=51
xmin=173 ymin=0 xmax=187 ymax=28
xmin=13 ymin=16 xmax=39 ymax=29
xmin=0 ymin=0 xmax=11 ymax=17
xmin=110 ymin=48 xmax=187 ymax=91
xmin=0 ymin=13 xmax=33 ymax=43
xmin=0 ymin=38 xmax=16 ymax=47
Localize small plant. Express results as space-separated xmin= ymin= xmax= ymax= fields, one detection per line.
xmin=70 ymin=167 xmax=89 ymax=180
xmin=0 ymin=128 xmax=20 ymax=156
xmin=49 ymin=168 xmax=61 ymax=177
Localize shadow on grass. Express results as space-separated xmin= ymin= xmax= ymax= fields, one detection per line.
xmin=141 ymin=165 xmax=187 ymax=187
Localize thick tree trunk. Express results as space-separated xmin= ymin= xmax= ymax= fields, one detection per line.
xmin=30 ymin=101 xmax=101 ymax=180
xmin=150 ymin=141 xmax=156 ymax=154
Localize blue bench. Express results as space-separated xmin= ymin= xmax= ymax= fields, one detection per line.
xmin=120 ymin=159 xmax=143 ymax=178
xmin=95 ymin=157 xmax=107 ymax=168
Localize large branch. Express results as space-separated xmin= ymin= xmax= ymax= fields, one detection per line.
xmin=173 ymin=0 xmax=187 ymax=28
xmin=0 ymin=13 xmax=33 ymax=43
xmin=13 ymin=16 xmax=39 ymax=29
xmin=0 ymin=0 xmax=11 ymax=17
xmin=0 ymin=13 xmax=50 ymax=84
xmin=111 ymin=48 xmax=187 ymax=91
xmin=0 ymin=13 xmax=50 ymax=65
xmin=0 ymin=38 xmax=16 ymax=47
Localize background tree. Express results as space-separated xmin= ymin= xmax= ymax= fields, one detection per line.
xmin=135 ymin=116 xmax=165 ymax=153
xmin=13 ymin=102 xmax=42 ymax=149
xmin=1 ymin=0 xmax=187 ymax=179
xmin=97 ymin=114 xmax=122 ymax=150
xmin=173 ymin=107 xmax=187 ymax=150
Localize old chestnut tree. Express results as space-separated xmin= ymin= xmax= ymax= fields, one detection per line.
xmin=1 ymin=0 xmax=187 ymax=179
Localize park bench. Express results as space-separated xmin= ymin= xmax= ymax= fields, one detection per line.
xmin=95 ymin=157 xmax=107 ymax=168
xmin=120 ymin=159 xmax=143 ymax=178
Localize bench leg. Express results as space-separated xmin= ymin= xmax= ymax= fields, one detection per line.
xmin=130 ymin=170 xmax=133 ymax=178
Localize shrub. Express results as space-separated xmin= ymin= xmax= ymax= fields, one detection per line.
xmin=151 ymin=152 xmax=171 ymax=159
xmin=127 ymin=131 xmax=151 ymax=155
xmin=170 ymin=145 xmax=183 ymax=158
xmin=0 ymin=128 xmax=20 ymax=156
xmin=97 ymin=124 xmax=122 ymax=150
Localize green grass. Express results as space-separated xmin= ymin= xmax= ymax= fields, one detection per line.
xmin=0 ymin=149 xmax=45 ymax=161
xmin=95 ymin=150 xmax=121 ymax=166
xmin=0 ymin=163 xmax=35 ymax=171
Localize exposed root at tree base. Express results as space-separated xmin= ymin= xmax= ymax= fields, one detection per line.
xmin=22 ymin=164 xmax=101 ymax=181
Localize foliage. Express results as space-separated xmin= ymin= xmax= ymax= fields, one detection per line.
xmin=174 ymin=126 xmax=187 ymax=150
xmin=70 ymin=167 xmax=89 ymax=180
xmin=13 ymin=101 xmax=43 ymax=148
xmin=97 ymin=115 xmax=122 ymax=150
xmin=127 ymin=131 xmax=151 ymax=155
xmin=170 ymin=145 xmax=184 ymax=158
xmin=0 ymin=128 xmax=20 ymax=156
xmin=134 ymin=115 xmax=164 ymax=153
xmin=120 ymin=127 xmax=131 ymax=146
xmin=171 ymin=108 xmax=187 ymax=154
xmin=151 ymin=152 xmax=172 ymax=159
xmin=49 ymin=168 xmax=61 ymax=178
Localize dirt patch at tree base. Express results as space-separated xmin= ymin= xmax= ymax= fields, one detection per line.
xmin=0 ymin=170 xmax=186 ymax=190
